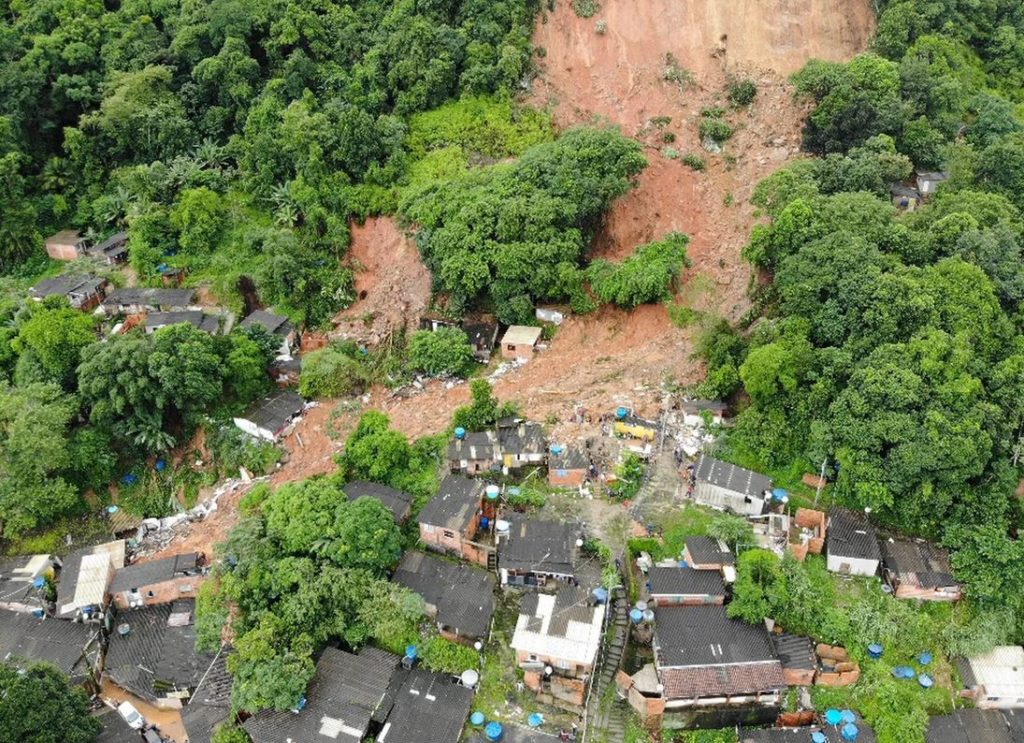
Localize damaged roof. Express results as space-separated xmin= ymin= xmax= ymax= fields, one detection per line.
xmin=418 ymin=475 xmax=483 ymax=531
xmin=180 ymin=648 xmax=232 ymax=743
xmin=926 ymin=708 xmax=1023 ymax=743
xmin=549 ymin=446 xmax=589 ymax=470
xmin=56 ymin=541 xmax=125 ymax=618
xmin=512 ymin=587 xmax=605 ymax=667
xmin=103 ymin=599 xmax=218 ymax=702
xmin=31 ymin=274 xmax=105 ymax=299
xmin=240 ymin=390 xmax=304 ymax=434
xmin=391 ymin=551 xmax=495 ymax=639
xmin=497 ymin=421 xmax=546 ymax=457
xmin=771 ymin=632 xmax=816 ymax=671
xmin=880 ymin=538 xmax=957 ymax=588
xmin=238 ymin=308 xmax=293 ymax=336
xmin=447 ymin=431 xmax=496 ymax=462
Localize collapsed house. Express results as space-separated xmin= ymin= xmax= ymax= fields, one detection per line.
xmin=391 ymin=551 xmax=495 ymax=645
xmin=879 ymin=537 xmax=961 ymax=601
xmin=547 ymin=445 xmax=591 ymax=488
xmin=447 ymin=419 xmax=548 ymax=474
xmin=238 ymin=309 xmax=299 ymax=358
xmin=511 ymin=587 xmax=606 ymax=707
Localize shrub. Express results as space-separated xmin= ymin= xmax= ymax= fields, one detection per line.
xmin=663 ymin=53 xmax=694 ymax=89
xmin=699 ymin=116 xmax=734 ymax=144
xmin=728 ymin=79 xmax=758 ymax=106
xmin=298 ymin=345 xmax=371 ymax=399
xmin=408 ymin=328 xmax=474 ymax=377
xmin=588 ymin=232 xmax=692 ymax=308
xmin=682 ymin=153 xmax=706 ymax=170
xmin=663 ymin=147 xmax=680 ymax=159
xmin=420 ymin=636 xmax=479 ymax=674
xmin=662 ymin=131 xmax=676 ymax=143
xmin=572 ymin=0 xmax=600 ymax=18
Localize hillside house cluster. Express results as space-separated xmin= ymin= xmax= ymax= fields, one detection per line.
xmin=447 ymin=418 xmax=548 ymax=474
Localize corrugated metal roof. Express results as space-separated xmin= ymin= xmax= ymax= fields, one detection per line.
xmin=694 ymin=454 xmax=772 ymax=497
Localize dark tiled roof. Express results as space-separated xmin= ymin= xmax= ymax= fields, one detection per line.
xmin=771 ymin=633 xmax=816 ymax=671
xmin=694 ymin=455 xmax=772 ymax=497
xmin=654 ymin=605 xmax=777 ymax=667
xmin=497 ymin=421 xmax=547 ymax=457
xmin=880 ymin=538 xmax=957 ymax=588
xmin=827 ymin=508 xmax=882 ymax=562
xmin=648 ymin=566 xmax=726 ymax=597
xmin=927 ymin=708 xmax=1018 ymax=743
xmin=103 ymin=288 xmax=195 ymax=308
xmin=377 ymin=669 xmax=473 ymax=743
xmin=685 ymin=536 xmax=736 ymax=566
xmin=31 ymin=274 xmax=105 ymax=299
xmin=418 ymin=475 xmax=483 ymax=531
xmin=447 ymin=431 xmax=496 ymax=462
xmin=344 ymin=481 xmax=413 ymax=522
xmin=499 ymin=516 xmax=577 ymax=576
xmin=0 ymin=609 xmax=99 ymax=679
xmin=462 ymin=322 xmax=498 ymax=349
xmin=103 ymin=600 xmax=217 ymax=701
xmin=92 ymin=231 xmax=128 ymax=255
xmin=549 ymin=446 xmax=589 ymax=470
xmin=109 ymin=553 xmax=200 ymax=594
xmin=467 ymin=725 xmax=562 ymax=743
xmin=145 ymin=311 xmax=207 ymax=331
xmin=181 ymin=648 xmax=232 ymax=743
xmin=244 ymin=646 xmax=397 ymax=743
xmin=741 ymin=725 xmax=877 ymax=743
xmin=238 ymin=309 xmax=292 ymax=337
xmin=392 ymin=551 xmax=495 ymax=639
xmin=240 ymin=390 xmax=304 ymax=433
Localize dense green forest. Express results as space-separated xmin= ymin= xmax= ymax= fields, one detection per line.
xmin=699 ymin=0 xmax=1024 ymax=641
xmin=0 ymin=1 xmax=694 ymax=540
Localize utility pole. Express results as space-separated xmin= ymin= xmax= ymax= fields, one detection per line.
xmin=813 ymin=458 xmax=827 ymax=506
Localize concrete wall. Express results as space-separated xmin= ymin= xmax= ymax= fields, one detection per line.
xmin=501 ymin=342 xmax=536 ymax=360
xmin=419 ymin=512 xmax=482 ymax=563
xmin=826 ymin=554 xmax=878 ymax=576
xmin=112 ymin=575 xmax=205 ymax=609
xmin=516 ymin=649 xmax=592 ymax=679
xmin=46 ymin=242 xmax=83 ymax=261
xmin=694 ymin=482 xmax=766 ymax=516
xmin=650 ymin=594 xmax=724 ymax=607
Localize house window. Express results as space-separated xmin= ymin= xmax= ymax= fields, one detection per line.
xmin=507 ymin=344 xmax=516 ymax=351
xmin=179 ymin=584 xmax=193 ymax=594
xmin=423 ymin=524 xmax=435 ymax=533
xmin=443 ymin=530 xmax=455 ymax=539
xmin=528 ymin=654 xmax=538 ymax=662
xmin=556 ymin=659 xmax=571 ymax=670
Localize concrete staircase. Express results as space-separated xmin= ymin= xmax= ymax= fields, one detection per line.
xmin=584 ymin=585 xmax=630 ymax=742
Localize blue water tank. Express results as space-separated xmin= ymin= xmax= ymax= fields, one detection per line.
xmin=32 ymin=608 xmax=45 ymax=618
xmin=121 ymin=473 xmax=138 ymax=486
xmin=485 ymin=721 xmax=504 ymax=741
xmin=551 ymin=445 xmax=564 ymax=455
xmin=772 ymin=487 xmax=789 ymax=502
xmin=106 ymin=505 xmax=119 ymax=514
xmin=918 ymin=651 xmax=933 ymax=665
xmin=919 ymin=673 xmax=934 ymax=688
xmin=592 ymin=587 xmax=609 ymax=604
xmin=841 ymin=710 xmax=856 ymax=724
xmin=481 ymin=517 xmax=490 ymax=530
xmin=812 ymin=733 xmax=827 ymax=743
xmin=405 ymin=645 xmax=418 ymax=660
xmin=841 ymin=723 xmax=860 ymax=741
xmin=155 ymin=459 xmax=166 ymax=471
xmin=455 ymin=427 xmax=467 ymax=440
xmin=470 ymin=712 xmax=485 ymax=726
xmin=629 ymin=609 xmax=644 ymax=624
xmin=867 ymin=643 xmax=883 ymax=659
xmin=528 ymin=713 xmax=543 ymax=727
xmin=615 ymin=407 xmax=629 ymax=420
xmin=32 ymin=577 xmax=45 ymax=590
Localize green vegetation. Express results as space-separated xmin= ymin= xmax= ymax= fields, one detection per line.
xmin=298 ymin=343 xmax=372 ymax=399
xmin=452 ymin=379 xmax=519 ymax=433
xmin=408 ymin=327 xmax=474 ymax=377
xmin=663 ymin=54 xmax=695 ymax=90
xmin=0 ymin=661 xmax=101 ymax=743
xmin=699 ymin=109 xmax=734 ymax=144
xmin=572 ymin=0 xmax=601 ymax=18
xmin=682 ymin=153 xmax=707 ymax=171
xmin=728 ymin=79 xmax=758 ymax=107
xmin=588 ymin=232 xmax=691 ymax=308
xmin=419 ymin=636 xmax=480 ymax=674
xmin=400 ymin=127 xmax=646 ymax=323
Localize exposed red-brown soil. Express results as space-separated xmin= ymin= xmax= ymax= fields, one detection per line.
xmin=331 ymin=216 xmax=432 ymax=346
xmin=153 ymin=0 xmax=875 ymax=557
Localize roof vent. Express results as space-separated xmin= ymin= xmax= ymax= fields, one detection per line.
xmin=117 ymin=623 xmax=131 ymax=636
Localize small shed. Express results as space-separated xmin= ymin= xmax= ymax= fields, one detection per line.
xmin=958 ymin=646 xmax=1024 ymax=710
xmin=647 ymin=566 xmax=726 ymax=606
xmin=880 ymin=537 xmax=961 ymax=601
xmin=233 ymin=390 xmax=305 ymax=441
xmin=548 ymin=446 xmax=590 ymax=488
xmin=683 ymin=536 xmax=736 ymax=575
xmin=680 ymin=399 xmax=728 ymax=427
xmin=462 ymin=321 xmax=499 ymax=362
xmin=45 ymin=230 xmax=87 ymax=261
xmin=501 ymin=325 xmax=543 ymax=360
xmin=825 ymin=508 xmax=881 ymax=577
xmin=88 ymin=231 xmax=129 ymax=264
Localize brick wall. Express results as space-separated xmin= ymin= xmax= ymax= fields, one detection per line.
xmin=112 ymin=575 xmax=206 ymax=609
